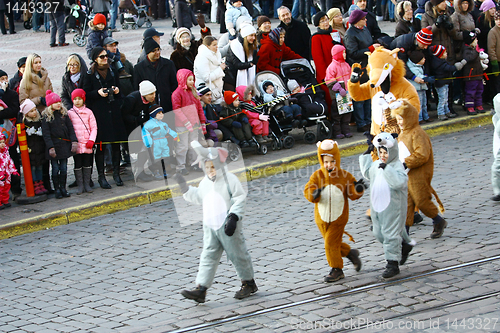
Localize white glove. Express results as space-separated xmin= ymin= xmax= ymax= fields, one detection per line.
xmin=454 ymin=59 xmax=467 ymax=71
xmin=0 ymin=81 xmax=7 ymax=91
xmin=259 ymin=114 xmax=269 ymax=121
xmin=229 ymin=28 xmax=236 ymax=36
xmin=475 ymin=27 xmax=481 ymax=35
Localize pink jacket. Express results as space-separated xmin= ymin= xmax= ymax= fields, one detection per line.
xmin=172 ymin=69 xmax=207 ymax=128
xmin=68 ymin=106 xmax=98 ymax=154
xmin=325 ymin=45 xmax=351 ymax=89
xmin=0 ymin=133 xmax=18 ymax=186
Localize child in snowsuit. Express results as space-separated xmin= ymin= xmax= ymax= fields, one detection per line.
xmin=407 ymin=51 xmax=433 ymax=123
xmin=462 ymin=35 xmax=485 ymax=115
xmin=287 ymin=79 xmax=327 ymax=119
xmin=491 ymin=94 xmax=500 ymax=201
xmin=325 ymin=45 xmax=353 ymax=139
xmin=220 ymin=90 xmax=254 ymax=148
xmin=86 ymin=14 xmax=109 ymax=60
xmin=262 ymin=80 xmax=305 ymax=128
xmin=176 ymin=141 xmax=257 ymax=303
xmin=0 ymin=132 xmax=19 ymax=209
xmin=67 ymin=89 xmax=98 ymax=195
xmin=225 ymin=0 xmax=252 ymax=39
xmin=142 ymin=105 xmax=179 ymax=179
xmin=42 ymin=90 xmax=78 ymax=199
xmin=236 ymin=85 xmax=271 ymax=144
xmin=359 ymin=132 xmax=415 ymax=278
xmin=304 ymin=139 xmax=366 ymax=282
xmin=20 ymin=99 xmax=47 ymax=195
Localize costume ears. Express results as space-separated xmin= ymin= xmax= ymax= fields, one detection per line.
xmin=190 ymin=141 xmax=229 ymax=166
xmin=389 ymin=48 xmax=400 ymax=59
xmin=391 ymin=133 xmax=398 ymax=139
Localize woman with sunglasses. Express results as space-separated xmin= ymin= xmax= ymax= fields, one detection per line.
xmin=61 ymin=54 xmax=88 ymax=110
xmin=83 ymin=47 xmax=127 ymax=189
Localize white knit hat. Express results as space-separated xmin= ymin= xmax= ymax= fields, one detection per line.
xmin=139 ymin=80 xmax=156 ymax=96
xmin=240 ymin=24 xmax=256 ymax=38
xmin=175 ymin=27 xmax=191 ymax=44
xmin=287 ymin=79 xmax=300 ymax=92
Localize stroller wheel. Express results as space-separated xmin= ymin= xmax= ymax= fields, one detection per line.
xmin=132 ymin=23 xmax=138 ymax=29
xmin=282 ymin=136 xmax=295 ymax=149
xmin=24 ymin=20 xmax=32 ymax=30
xmin=73 ymin=33 xmax=87 ymax=47
xmin=122 ymin=23 xmax=129 ymax=29
xmin=258 ymin=144 xmax=268 ymax=155
xmin=317 ymin=119 xmax=333 ymax=141
xmin=303 ymin=131 xmax=317 ymax=144
xmin=145 ymin=20 xmax=152 ymax=28
xmin=119 ymin=13 xmax=125 ymax=25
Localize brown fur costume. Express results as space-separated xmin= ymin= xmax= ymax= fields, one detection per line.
xmin=304 ymin=140 xmax=364 ymax=268
xmin=390 ymin=99 xmax=445 ymax=226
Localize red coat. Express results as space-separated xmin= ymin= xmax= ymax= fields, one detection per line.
xmin=257 ymin=36 xmax=302 ymax=74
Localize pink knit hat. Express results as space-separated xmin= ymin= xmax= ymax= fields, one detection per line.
xmin=480 ymin=0 xmax=495 ymax=12
xmin=45 ymin=90 xmax=61 ymax=107
xmin=20 ymin=99 xmax=37 ymax=115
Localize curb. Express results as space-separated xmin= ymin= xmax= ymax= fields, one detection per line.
xmin=0 ymin=114 xmax=492 ymax=240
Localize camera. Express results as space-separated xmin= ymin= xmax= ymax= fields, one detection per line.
xmin=103 ymin=87 xmax=114 ymax=103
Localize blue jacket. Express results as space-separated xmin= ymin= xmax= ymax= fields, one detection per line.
xmin=225 ymin=4 xmax=251 ymax=30
xmin=407 ymin=60 xmax=428 ymax=91
xmin=142 ymin=118 xmax=178 ymax=160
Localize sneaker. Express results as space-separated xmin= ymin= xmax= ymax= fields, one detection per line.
xmin=234 ymin=279 xmax=258 ymax=299
xmin=181 ymin=286 xmax=207 ymax=303
xmin=425 ymin=118 xmax=434 ymax=123
xmin=438 ymin=114 xmax=448 ymax=121
xmin=50 ymin=43 xmax=58 ymax=47
xmin=346 ymin=249 xmax=362 ymax=271
xmin=400 ymin=242 xmax=413 ymax=265
xmin=446 ymin=112 xmax=457 ymax=118
xmin=476 ymin=106 xmax=486 ymax=113
xmin=382 ymin=260 xmax=400 ymax=278
xmin=430 ymin=217 xmax=447 ymax=239
xmin=335 ymin=134 xmax=345 ymax=139
xmin=492 ymin=194 xmax=500 ymax=201
xmin=58 ymin=42 xmax=69 ymax=47
xmin=466 ymin=107 xmax=477 ymax=115
xmin=344 ymin=133 xmax=353 ymax=138
xmin=324 ymin=268 xmax=345 ymax=282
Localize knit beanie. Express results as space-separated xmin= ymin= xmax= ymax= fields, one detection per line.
xmin=263 ymin=81 xmax=274 ymax=92
xmin=269 ymin=27 xmax=283 ymax=44
xmin=0 ymin=69 xmax=7 ymax=78
xmin=313 ymin=11 xmax=327 ymax=26
xmin=430 ymin=0 xmax=445 ymax=6
xmin=93 ymin=13 xmax=107 ymax=26
xmin=20 ymin=99 xmax=36 ymax=115
xmin=241 ymin=24 xmax=256 ymax=38
xmin=495 ymin=10 xmax=500 ymax=19
xmin=224 ymin=91 xmax=239 ymax=105
xmin=430 ymin=45 xmax=446 ymax=58
xmin=71 ymin=88 xmax=86 ymax=102
xmin=287 ymin=79 xmax=300 ymax=92
xmin=409 ymin=50 xmax=425 ymax=64
xmin=197 ymin=83 xmax=211 ymax=96
xmin=480 ymin=0 xmax=495 ymax=11
xmin=143 ymin=38 xmax=160 ymax=55
xmin=175 ymin=27 xmax=191 ymax=44
xmin=348 ymin=9 xmax=367 ymax=25
xmin=90 ymin=46 xmax=106 ymax=62
xmin=416 ymin=26 xmax=433 ymax=45
xmin=17 ymin=57 xmax=27 ymax=68
xmin=45 ymin=90 xmax=61 ymax=107
xmin=149 ymin=104 xmax=163 ymax=118
xmin=257 ymin=15 xmax=271 ymax=28
xmin=327 ymin=8 xmax=341 ymax=25
xmin=139 ymin=80 xmax=156 ymax=96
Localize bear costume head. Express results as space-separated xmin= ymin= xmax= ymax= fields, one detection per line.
xmin=389 ymin=98 xmax=420 ymax=132
xmin=317 ymin=139 xmax=341 ymax=176
xmin=372 ymin=132 xmax=400 ymax=164
xmin=366 ymin=47 xmax=406 ymax=95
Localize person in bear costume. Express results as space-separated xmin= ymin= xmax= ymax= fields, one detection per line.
xmin=359 ymin=132 xmax=416 ymax=278
xmin=174 ymin=141 xmax=257 ymax=303
xmin=348 ymin=47 xmax=420 ymax=137
xmin=304 ymin=139 xmax=366 ymax=282
xmin=389 ymin=99 xmax=447 ymax=239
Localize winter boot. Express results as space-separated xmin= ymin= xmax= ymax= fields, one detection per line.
xmin=430 ymin=215 xmax=447 ymax=239
xmin=39 ymin=181 xmax=48 ymax=194
xmin=59 ymin=172 xmax=71 ymax=197
xmin=255 ymin=135 xmax=266 ymax=144
xmin=181 ymin=285 xmax=207 ymax=303
xmin=492 ymin=194 xmax=500 ymax=201
xmin=400 ymin=242 xmax=413 ymax=265
xmin=83 ymin=167 xmax=93 ymax=193
xmin=466 ymin=107 xmax=477 ymax=115
xmin=112 ymin=150 xmax=124 ymax=186
xmin=74 ymin=168 xmax=84 ymax=195
xmin=34 ymin=181 xmax=43 ymax=195
xmin=346 ymin=249 xmax=362 ymax=272
xmin=382 ymin=260 xmax=400 ymax=278
xmin=53 ymin=175 xmax=63 ymax=199
xmin=234 ymin=279 xmax=258 ymax=299
xmin=324 ymin=268 xmax=345 ymax=282
xmin=413 ymin=211 xmax=423 ymax=224
xmin=96 ymin=154 xmax=111 ymax=189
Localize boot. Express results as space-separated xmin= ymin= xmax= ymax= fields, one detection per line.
xmin=255 ymin=135 xmax=266 ymax=144
xmin=430 ymin=215 xmax=447 ymax=239
xmin=34 ymin=181 xmax=43 ymax=195
xmin=324 ymin=268 xmax=344 ymax=282
xmin=39 ymin=181 xmax=48 ymax=194
xmin=346 ymin=249 xmax=362 ymax=272
xmin=181 ymin=285 xmax=207 ymax=303
xmin=96 ymin=154 xmax=111 ymax=189
xmin=382 ymin=260 xmax=400 ymax=278
xmin=53 ymin=175 xmax=63 ymax=199
xmin=234 ymin=279 xmax=258 ymax=299
xmin=262 ymin=135 xmax=272 ymax=142
xmin=492 ymin=194 xmax=500 ymax=201
xmin=230 ymin=136 xmax=240 ymax=145
xmin=113 ymin=169 xmax=124 ymax=186
xmin=83 ymin=167 xmax=93 ymax=193
xmin=68 ymin=180 xmax=77 ymax=188
xmin=59 ymin=172 xmax=71 ymax=197
xmin=74 ymin=168 xmax=84 ymax=195
xmin=400 ymin=242 xmax=413 ymax=265
xmin=413 ymin=212 xmax=423 ymax=224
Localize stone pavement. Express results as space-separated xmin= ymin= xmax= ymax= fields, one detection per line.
xmin=0 ymin=124 xmax=499 ymax=333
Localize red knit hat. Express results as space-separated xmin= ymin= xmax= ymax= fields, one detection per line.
xmin=93 ymin=13 xmax=107 ymax=26
xmin=430 ymin=45 xmax=446 ymax=58
xmin=224 ymin=91 xmax=239 ymax=105
xmin=416 ymin=26 xmax=433 ymax=46
xmin=45 ymin=90 xmax=61 ymax=107
xmin=71 ymin=88 xmax=86 ymax=102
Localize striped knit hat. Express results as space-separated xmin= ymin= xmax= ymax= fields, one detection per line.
xmin=416 ymin=26 xmax=433 ymax=46
xmin=430 ymin=45 xmax=446 ymax=58
xmin=269 ymin=27 xmax=283 ymax=45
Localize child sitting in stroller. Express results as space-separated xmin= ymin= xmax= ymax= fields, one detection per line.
xmin=261 ymin=80 xmax=306 ymax=128
xmin=287 ymin=79 xmax=327 ymax=119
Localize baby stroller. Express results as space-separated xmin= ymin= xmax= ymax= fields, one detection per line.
xmin=280 ymin=59 xmax=333 ymax=141
xmin=254 ymin=71 xmax=317 ymax=150
xmin=65 ymin=3 xmax=92 ymax=47
xmin=119 ymin=0 xmax=153 ymax=29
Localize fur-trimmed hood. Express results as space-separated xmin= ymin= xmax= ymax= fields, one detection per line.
xmin=454 ymin=0 xmax=474 ymax=14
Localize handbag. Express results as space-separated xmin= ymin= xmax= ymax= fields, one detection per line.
xmin=0 ymin=118 xmax=17 ymax=147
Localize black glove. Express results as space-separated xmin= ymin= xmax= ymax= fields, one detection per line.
xmin=354 ymin=178 xmax=368 ymax=192
xmin=172 ymin=173 xmax=189 ymax=194
xmin=423 ymin=76 xmax=435 ymax=84
xmin=224 ymin=213 xmax=239 ymax=236
xmin=379 ymin=163 xmax=387 ymax=170
xmin=312 ymin=187 xmax=323 ymax=200
xmin=350 ymin=67 xmax=362 ymax=83
xmin=363 ymin=131 xmax=375 ymax=155
xmin=403 ymin=162 xmax=408 ymax=170
xmin=40 ymin=97 xmax=46 ymax=106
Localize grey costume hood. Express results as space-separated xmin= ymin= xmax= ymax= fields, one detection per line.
xmin=373 ymin=132 xmax=400 ymax=166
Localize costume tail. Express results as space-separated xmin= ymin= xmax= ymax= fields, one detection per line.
xmin=344 ymin=231 xmax=355 ymax=243
xmin=430 ymin=186 xmax=445 ymax=214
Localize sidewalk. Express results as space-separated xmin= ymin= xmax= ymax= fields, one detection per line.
xmin=0 ymin=113 xmax=492 ymax=239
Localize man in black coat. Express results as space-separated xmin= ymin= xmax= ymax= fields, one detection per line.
xmin=390 ymin=28 xmax=433 ymax=81
xmin=134 ymin=38 xmax=178 ymax=114
xmin=277 ymin=6 xmax=311 ymax=60
xmin=0 ymin=70 xmax=22 ymax=197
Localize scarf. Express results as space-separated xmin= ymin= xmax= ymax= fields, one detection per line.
xmin=70 ymin=72 xmax=81 ymax=84
xmin=93 ymin=63 xmax=109 ymax=80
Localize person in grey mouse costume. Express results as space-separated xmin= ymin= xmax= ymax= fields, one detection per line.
xmin=174 ymin=141 xmax=257 ymax=303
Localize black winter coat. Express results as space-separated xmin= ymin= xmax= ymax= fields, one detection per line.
xmin=278 ymin=18 xmax=312 ymax=60
xmin=429 ymin=54 xmax=457 ymax=87
xmin=345 ymin=25 xmax=373 ymax=84
xmin=365 ymin=11 xmax=386 ymax=41
xmin=42 ymin=111 xmax=77 ymax=160
xmin=175 ymin=0 xmax=197 ymax=29
xmin=0 ymin=88 xmax=20 ymax=123
xmin=170 ymin=42 xmax=198 ymax=71
xmin=133 ymin=57 xmax=178 ymax=112
xmin=390 ymin=32 xmax=431 ymax=80
xmin=24 ymin=119 xmax=46 ymax=167
xmin=83 ymin=66 xmax=127 ymax=143
xmin=462 ymin=45 xmax=483 ymax=81
xmin=119 ymin=56 xmax=135 ymax=98
xmin=61 ymin=54 xmax=88 ymax=110
xmin=121 ymin=91 xmax=153 ymax=134
xmin=8 ymin=71 xmax=22 ymax=92
xmin=225 ymin=36 xmax=257 ymax=88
